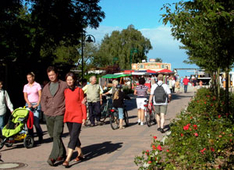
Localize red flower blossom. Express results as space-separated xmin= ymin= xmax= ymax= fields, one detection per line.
xmin=183 ymin=124 xmax=190 ymax=130
xmin=218 ymin=115 xmax=221 ymax=118
xmin=219 ymin=135 xmax=222 ymax=138
xmin=181 ymin=133 xmax=184 ymax=137
xmin=193 ymin=125 xmax=198 ymax=130
xmin=157 ymin=145 xmax=162 ymax=151
xmin=210 ymin=104 xmax=213 ymax=107
xmin=210 ymin=147 xmax=215 ymax=152
xmin=190 ymin=116 xmax=193 ymax=119
xmin=148 ymin=161 xmax=152 ymax=164
xmin=166 ymin=149 xmax=170 ymax=152
xmin=200 ymin=148 xmax=206 ymax=154
xmin=153 ymin=136 xmax=157 ymax=140
xmin=194 ymin=133 xmax=198 ymax=137
xmin=152 ymin=145 xmax=156 ymax=150
xmin=204 ymin=102 xmax=206 ymax=104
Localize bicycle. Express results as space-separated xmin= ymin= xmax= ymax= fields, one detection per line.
xmin=144 ymin=99 xmax=156 ymax=127
xmin=109 ymin=105 xmax=129 ymax=130
xmin=100 ymin=94 xmax=112 ymax=123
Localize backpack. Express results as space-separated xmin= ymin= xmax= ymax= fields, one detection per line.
xmin=154 ymin=83 xmax=167 ymax=103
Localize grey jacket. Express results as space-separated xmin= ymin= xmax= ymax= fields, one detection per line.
xmin=41 ymin=80 xmax=67 ymax=116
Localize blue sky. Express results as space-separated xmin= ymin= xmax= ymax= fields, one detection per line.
xmin=87 ymin=0 xmax=198 ymax=76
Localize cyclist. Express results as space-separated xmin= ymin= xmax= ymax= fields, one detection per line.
xmin=103 ymin=80 xmax=119 ymax=102
xmin=112 ymin=85 xmax=130 ymax=129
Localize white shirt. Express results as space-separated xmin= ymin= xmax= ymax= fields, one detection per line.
xmin=150 ymin=81 xmax=171 ymax=105
xmin=0 ymin=89 xmax=14 ymax=115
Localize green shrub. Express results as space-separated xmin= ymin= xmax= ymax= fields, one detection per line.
xmin=135 ymin=88 xmax=234 ymax=169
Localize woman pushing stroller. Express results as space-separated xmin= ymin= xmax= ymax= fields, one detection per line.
xmin=23 ymin=72 xmax=43 ymax=143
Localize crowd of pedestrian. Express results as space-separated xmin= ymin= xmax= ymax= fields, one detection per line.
xmin=0 ymin=66 xmax=197 ymax=168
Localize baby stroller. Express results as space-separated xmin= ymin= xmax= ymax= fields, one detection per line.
xmin=0 ymin=107 xmax=34 ymax=149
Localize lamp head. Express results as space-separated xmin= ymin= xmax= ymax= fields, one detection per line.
xmin=86 ymin=35 xmax=94 ymax=43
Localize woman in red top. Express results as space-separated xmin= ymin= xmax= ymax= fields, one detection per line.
xmin=63 ymin=72 xmax=87 ymax=167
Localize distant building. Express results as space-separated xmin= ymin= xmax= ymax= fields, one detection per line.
xmin=131 ymin=61 xmax=171 ymax=71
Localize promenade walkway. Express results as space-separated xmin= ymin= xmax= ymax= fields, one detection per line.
xmin=0 ymin=91 xmax=194 ymax=170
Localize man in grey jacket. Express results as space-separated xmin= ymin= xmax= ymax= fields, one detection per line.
xmin=41 ymin=66 xmax=67 ymax=166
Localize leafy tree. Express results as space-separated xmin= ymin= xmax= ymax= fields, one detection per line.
xmin=162 ymin=0 xmax=234 ymax=110
xmin=155 ymin=58 xmax=162 ymax=63
xmin=0 ymin=0 xmax=104 ymax=107
xmin=95 ymin=25 xmax=152 ymax=69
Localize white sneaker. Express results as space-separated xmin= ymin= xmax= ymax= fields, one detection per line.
xmin=140 ymin=122 xmax=144 ymax=126
xmin=138 ymin=119 xmax=141 ymax=125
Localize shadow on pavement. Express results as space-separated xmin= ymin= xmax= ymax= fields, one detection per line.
xmin=80 ymin=141 xmax=123 ymax=161
xmin=171 ymin=93 xmax=193 ymax=101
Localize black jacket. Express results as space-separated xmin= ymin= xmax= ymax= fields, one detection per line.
xmin=112 ymin=91 xmax=130 ymax=108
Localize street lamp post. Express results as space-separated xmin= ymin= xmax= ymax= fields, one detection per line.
xmin=81 ymin=34 xmax=96 ymax=82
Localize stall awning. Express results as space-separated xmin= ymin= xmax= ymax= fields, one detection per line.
xmin=157 ymin=69 xmax=174 ymax=74
xmin=102 ymin=74 xmax=131 ymax=79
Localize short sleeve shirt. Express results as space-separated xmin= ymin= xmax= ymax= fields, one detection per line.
xmin=150 ymin=81 xmax=171 ymax=105
xmin=23 ymin=82 xmax=42 ymax=103
xmin=135 ymin=85 xmax=148 ymax=97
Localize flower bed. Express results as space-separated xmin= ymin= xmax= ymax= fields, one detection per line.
xmin=135 ymin=88 xmax=234 ymax=169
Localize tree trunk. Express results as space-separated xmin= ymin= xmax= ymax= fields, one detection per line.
xmin=217 ymin=68 xmax=221 ymax=100
xmin=225 ymin=68 xmax=229 ymax=114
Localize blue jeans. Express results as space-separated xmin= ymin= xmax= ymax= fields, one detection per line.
xmin=26 ymin=103 xmax=43 ymax=137
xmin=117 ymin=108 xmax=124 ymax=119
xmin=184 ymin=85 xmax=188 ymax=93
xmin=0 ymin=115 xmax=5 ymax=134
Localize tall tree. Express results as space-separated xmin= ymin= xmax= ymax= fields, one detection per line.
xmin=162 ymin=0 xmax=234 ymax=104
xmin=0 ymin=0 xmax=105 ymax=107
xmin=95 ymin=25 xmax=152 ymax=69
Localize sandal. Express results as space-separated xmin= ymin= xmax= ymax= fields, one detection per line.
xmin=62 ymin=161 xmax=69 ymax=168
xmin=74 ymin=155 xmax=85 ymax=162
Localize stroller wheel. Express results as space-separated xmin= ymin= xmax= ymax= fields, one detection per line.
xmin=0 ymin=136 xmax=5 ymax=149
xmin=5 ymin=143 xmax=13 ymax=147
xmin=24 ymin=135 xmax=34 ymax=148
xmin=0 ymin=143 xmax=4 ymax=149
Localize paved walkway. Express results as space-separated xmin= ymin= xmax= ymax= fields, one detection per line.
xmin=0 ymin=91 xmax=194 ymax=170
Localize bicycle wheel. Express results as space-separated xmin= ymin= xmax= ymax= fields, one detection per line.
xmin=109 ymin=111 xmax=119 ymax=130
xmin=151 ymin=110 xmax=157 ymax=125
xmin=124 ymin=109 xmax=129 ymax=127
xmin=145 ymin=110 xmax=151 ymax=127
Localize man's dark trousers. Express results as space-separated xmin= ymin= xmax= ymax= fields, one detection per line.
xmin=45 ymin=115 xmax=66 ymax=160
xmin=88 ymin=102 xmax=101 ymax=125
xmin=184 ymin=85 xmax=188 ymax=93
